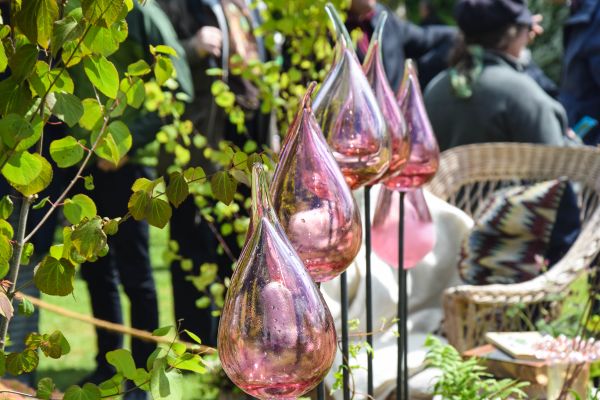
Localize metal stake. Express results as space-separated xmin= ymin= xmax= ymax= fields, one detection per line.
xmin=396 ymin=191 xmax=408 ymax=400
xmin=341 ymin=271 xmax=350 ymax=400
xmin=364 ymin=186 xmax=374 ymax=398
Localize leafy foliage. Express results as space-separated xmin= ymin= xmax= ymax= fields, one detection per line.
xmin=424 ymin=336 xmax=528 ymax=399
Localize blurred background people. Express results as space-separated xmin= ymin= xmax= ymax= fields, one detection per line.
xmin=424 ymin=0 xmax=568 ymax=151
xmin=157 ymin=0 xmax=270 ymax=347
xmin=72 ymin=2 xmax=192 ymax=398
xmin=424 ymin=0 xmax=580 ymax=273
xmin=559 ymin=0 xmax=600 ymax=145
xmin=346 ymin=0 xmax=457 ymax=90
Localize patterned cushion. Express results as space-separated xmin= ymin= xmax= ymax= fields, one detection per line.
xmin=459 ymin=179 xmax=568 ymax=285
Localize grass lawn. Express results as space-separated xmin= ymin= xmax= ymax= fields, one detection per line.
xmin=34 ymin=226 xmax=217 ymax=399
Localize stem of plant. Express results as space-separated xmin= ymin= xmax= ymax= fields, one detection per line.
xmin=0 ymin=195 xmax=33 ymax=350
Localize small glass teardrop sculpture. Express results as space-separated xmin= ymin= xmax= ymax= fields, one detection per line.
xmin=363 ymin=12 xmax=410 ymax=184
xmin=371 ymin=187 xmax=436 ymax=269
xmin=313 ymin=3 xmax=390 ymax=190
xmin=218 ymin=164 xmax=337 ymax=400
xmin=271 ymin=83 xmax=362 ymax=283
xmin=385 ymin=59 xmax=439 ymax=190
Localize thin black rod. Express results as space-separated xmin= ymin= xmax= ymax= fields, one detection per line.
xmin=317 ymin=282 xmax=326 ymax=400
xmin=397 ymin=191 xmax=407 ymax=400
xmin=341 ymin=271 xmax=350 ymax=400
xmin=317 ymin=383 xmax=326 ymax=400
xmin=364 ymin=186 xmax=374 ymax=398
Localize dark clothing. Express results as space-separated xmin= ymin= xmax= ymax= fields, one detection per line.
xmin=425 ymin=51 xmax=567 ymax=152
xmin=559 ymin=0 xmax=600 ymax=144
xmin=347 ymin=4 xmax=457 ymax=92
xmin=80 ymin=164 xmax=158 ymax=378
xmin=425 ymin=50 xmax=579 ymax=272
xmin=157 ymin=0 xmax=264 ymax=345
xmin=169 ymin=199 xmax=234 ymax=346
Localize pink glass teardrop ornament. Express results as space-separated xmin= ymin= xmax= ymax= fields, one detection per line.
xmin=386 ymin=59 xmax=439 ymax=190
xmin=363 ymin=12 xmax=410 ymax=183
xmin=271 ymin=83 xmax=362 ymax=283
xmin=371 ymin=187 xmax=436 ymax=269
xmin=218 ymin=164 xmax=337 ymax=400
xmin=313 ymin=3 xmax=390 ymax=190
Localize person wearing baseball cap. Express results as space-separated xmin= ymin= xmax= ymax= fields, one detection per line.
xmin=424 ymin=0 xmax=569 ymax=151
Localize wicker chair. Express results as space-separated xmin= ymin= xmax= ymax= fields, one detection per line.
xmin=425 ymin=143 xmax=600 ymax=352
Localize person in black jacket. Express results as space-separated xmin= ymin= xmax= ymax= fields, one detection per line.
xmin=157 ymin=0 xmax=269 ymax=347
xmin=346 ymin=0 xmax=457 ymax=91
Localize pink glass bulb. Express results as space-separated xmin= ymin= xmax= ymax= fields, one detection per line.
xmin=313 ymin=3 xmax=390 ymax=190
xmin=372 ymin=187 xmax=436 ymax=269
xmin=363 ymin=12 xmax=410 ymax=184
xmin=271 ymin=83 xmax=363 ymax=283
xmin=218 ymin=164 xmax=337 ymax=400
xmin=385 ymin=59 xmax=439 ymax=190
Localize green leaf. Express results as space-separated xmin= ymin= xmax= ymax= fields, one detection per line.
xmin=128 ymin=191 xmax=151 ymax=221
xmin=183 ymin=167 xmax=206 ymax=183
xmin=0 ymin=41 xmax=7 ymax=74
xmin=63 ymin=383 xmax=101 ymax=400
xmin=32 ymin=196 xmax=51 ymax=210
xmin=0 ymin=77 xmax=33 ymax=116
xmin=0 ymin=291 xmax=13 ymax=320
xmin=63 ymin=194 xmax=97 ymax=225
xmin=29 ymin=61 xmax=75 ymax=97
xmin=50 ymin=136 xmax=84 ymax=167
xmin=52 ymin=13 xmax=85 ymax=58
xmin=168 ymin=353 xmax=205 ymax=373
xmin=0 ymin=234 xmax=12 ymax=278
xmin=151 ymin=45 xmax=178 ymax=57
xmin=232 ymin=151 xmax=248 ymax=169
xmin=4 ymin=153 xmax=53 ymax=196
xmin=81 ymin=0 xmax=124 ymax=28
xmin=210 ymin=171 xmax=237 ymax=205
xmin=18 ymin=297 xmax=34 ymax=316
xmin=133 ymin=368 xmax=151 ymax=391
xmin=6 ymin=349 xmax=38 ymax=375
xmin=52 ymin=92 xmax=84 ymax=127
xmin=0 ymin=219 xmax=14 ymax=239
xmin=0 ymin=195 xmax=13 ymax=220
xmin=83 ymin=54 xmax=119 ymax=99
xmin=8 ymin=44 xmax=38 ymax=82
xmin=37 ymin=377 xmax=55 ymax=400
xmin=34 ymin=256 xmax=75 ymax=296
xmin=41 ymin=330 xmax=70 ymax=358
xmin=150 ymin=358 xmax=182 ymax=400
xmin=84 ymin=175 xmax=95 ymax=190
xmin=20 ymin=242 xmax=34 ymax=265
xmin=152 ymin=326 xmax=173 ymax=337
xmin=0 ymin=351 xmax=4 ymax=376
xmin=70 ymin=217 xmax=107 ymax=261
xmin=184 ymin=330 xmax=202 ymax=345
xmin=215 ymin=91 xmax=235 ymax=108
xmin=154 ymin=55 xmax=173 ymax=86
xmin=120 ymin=77 xmax=145 ymax=108
xmin=83 ymin=21 xmax=128 ymax=57
xmin=147 ymin=198 xmax=172 ymax=229
xmin=15 ymin=0 xmax=58 ymax=48
xmin=106 ymin=349 xmax=137 ymax=380
xmin=79 ymin=98 xmax=104 ymax=130
xmin=0 ymin=114 xmax=35 ymax=150
xmin=2 ymin=151 xmax=42 ymax=186
xmin=127 ymin=60 xmax=151 ymax=76
xmin=166 ymin=172 xmax=188 ymax=208
xmin=102 ymin=218 xmax=120 ymax=236
xmin=92 ymin=120 xmax=132 ymax=165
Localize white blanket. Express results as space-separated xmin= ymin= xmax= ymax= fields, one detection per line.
xmin=321 ymin=186 xmax=473 ymax=399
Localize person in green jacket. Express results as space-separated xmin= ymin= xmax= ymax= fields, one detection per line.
xmin=424 ymin=0 xmax=568 ymax=152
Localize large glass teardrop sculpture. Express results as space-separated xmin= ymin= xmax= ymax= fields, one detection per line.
xmin=218 ymin=164 xmax=337 ymax=400
xmin=313 ymin=3 xmax=390 ymax=190
xmin=371 ymin=187 xmax=436 ymax=269
xmin=385 ymin=59 xmax=439 ymax=190
xmin=363 ymin=12 xmax=410 ymax=183
xmin=271 ymin=83 xmax=362 ymax=283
